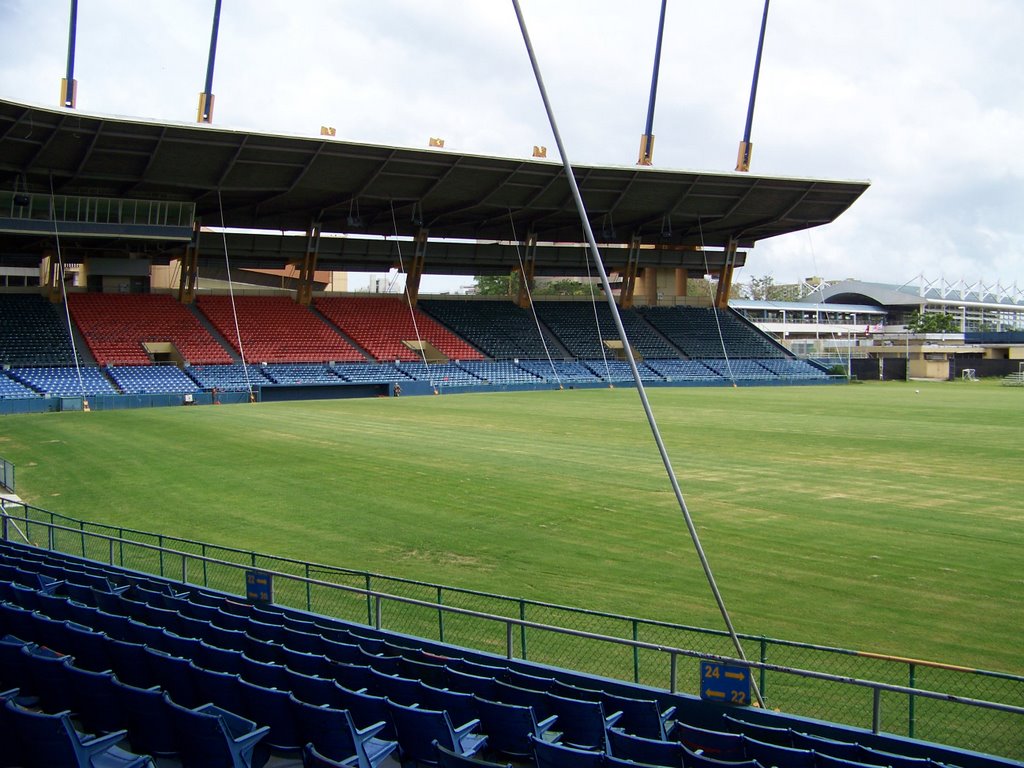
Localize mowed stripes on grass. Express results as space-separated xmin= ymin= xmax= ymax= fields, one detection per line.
xmin=0 ymin=379 xmax=1021 ymax=674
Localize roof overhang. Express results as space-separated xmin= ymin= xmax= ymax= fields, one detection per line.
xmin=0 ymin=99 xmax=869 ymax=272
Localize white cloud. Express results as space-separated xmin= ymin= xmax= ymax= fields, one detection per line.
xmin=1 ymin=0 xmax=1022 ymax=288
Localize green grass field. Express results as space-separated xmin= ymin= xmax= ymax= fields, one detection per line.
xmin=1 ymin=379 xmax=1021 ymax=676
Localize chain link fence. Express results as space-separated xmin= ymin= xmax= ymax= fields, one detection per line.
xmin=3 ymin=499 xmax=1022 ymax=760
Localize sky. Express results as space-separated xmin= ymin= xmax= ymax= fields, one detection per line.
xmin=1 ymin=0 xmax=1023 ymax=295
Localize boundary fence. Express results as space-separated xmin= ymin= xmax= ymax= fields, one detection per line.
xmin=1 ymin=499 xmax=1021 ymax=760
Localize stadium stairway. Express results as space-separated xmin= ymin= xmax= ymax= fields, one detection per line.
xmin=187 ymin=302 xmax=242 ymax=363
xmin=0 ymin=539 xmax=1019 ymax=768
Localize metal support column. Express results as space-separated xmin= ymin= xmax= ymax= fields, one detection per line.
xmin=197 ymin=0 xmax=222 ymax=123
xmin=44 ymin=251 xmax=63 ymax=303
xmin=637 ymin=0 xmax=668 ymax=166
xmin=736 ymin=0 xmax=771 ymax=171
xmin=516 ymin=232 xmax=538 ymax=309
xmin=714 ymin=239 xmax=739 ymax=309
xmin=177 ymin=222 xmax=201 ymax=305
xmin=297 ymin=222 xmax=321 ymax=306
xmin=404 ymin=229 xmax=428 ymax=307
xmin=619 ymin=234 xmax=643 ymax=309
xmin=61 ymin=0 xmax=79 ymax=108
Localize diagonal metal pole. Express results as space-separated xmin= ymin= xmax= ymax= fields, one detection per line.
xmin=510 ymin=0 xmax=763 ymax=707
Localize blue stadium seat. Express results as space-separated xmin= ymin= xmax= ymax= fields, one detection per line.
xmin=530 ymin=734 xmax=604 ymax=768
xmin=434 ymin=740 xmax=512 ymax=768
xmin=607 ymin=727 xmax=686 ymax=767
xmin=3 ymin=698 xmax=154 ymax=768
xmin=164 ymin=692 xmax=270 ymax=768
xmin=238 ymin=678 xmax=304 ymax=755
xmin=387 ymin=700 xmax=487 ymax=766
xmin=290 ymin=695 xmax=398 ymax=768
xmin=472 ymin=695 xmax=559 ymax=758
xmin=740 ymin=734 xmax=815 ymax=768
xmin=674 ymin=721 xmax=746 ymax=762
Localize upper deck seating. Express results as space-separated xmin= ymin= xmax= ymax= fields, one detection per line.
xmin=0 ymin=293 xmax=78 ymax=366
xmin=315 ymin=297 xmax=483 ymax=363
xmin=68 ymin=293 xmax=232 ymax=365
xmin=639 ymin=306 xmax=782 ymax=359
xmin=533 ymin=302 xmax=679 ymax=360
xmin=419 ymin=300 xmax=558 ymax=359
xmin=197 ymin=296 xmax=362 ymax=364
xmin=9 ymin=366 xmax=118 ymax=396
xmin=106 ymin=365 xmax=201 ymax=394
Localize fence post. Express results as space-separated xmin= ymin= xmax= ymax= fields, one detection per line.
xmin=632 ymin=620 xmax=640 ymax=684
xmin=119 ymin=529 xmax=124 ymax=567
xmin=520 ymin=600 xmax=528 ymax=660
xmin=201 ymin=543 xmax=208 ymax=586
xmin=506 ymin=621 xmax=514 ymax=660
xmin=79 ymin=520 xmax=85 ymax=557
xmin=305 ymin=563 xmax=312 ymax=612
xmin=872 ymin=688 xmax=882 ymax=733
xmin=760 ymin=636 xmax=768 ymax=703
xmin=365 ymin=574 xmax=373 ymax=626
xmin=374 ymin=595 xmax=382 ymax=630
xmin=181 ymin=555 xmax=187 ymax=584
xmin=437 ymin=587 xmax=444 ymax=643
xmin=670 ymin=652 xmax=678 ymax=693
xmin=908 ymin=663 xmax=916 ymax=739
xmin=158 ymin=535 xmax=165 ymax=576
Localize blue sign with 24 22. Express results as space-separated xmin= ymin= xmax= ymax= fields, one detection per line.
xmin=699 ymin=660 xmax=751 ymax=706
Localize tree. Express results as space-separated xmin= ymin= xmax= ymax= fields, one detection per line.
xmin=474 ymin=273 xmax=519 ymax=296
xmin=745 ymin=274 xmax=800 ymax=301
xmin=535 ymin=279 xmax=595 ymax=296
xmin=906 ymin=310 xmax=959 ymax=334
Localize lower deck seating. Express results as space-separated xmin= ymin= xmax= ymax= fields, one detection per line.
xmin=397 ymin=362 xmax=484 ymax=387
xmin=185 ymin=364 xmax=272 ymax=392
xmin=9 ymin=366 xmax=118 ymax=396
xmin=106 ymin=365 xmax=201 ymax=394
xmin=0 ymin=372 xmax=40 ymax=399
xmin=581 ymin=360 xmax=663 ymax=382
xmin=0 ymin=540 xmax=1008 ymax=768
xmin=260 ymin=364 xmax=344 ymax=385
xmin=456 ymin=361 xmax=544 ymax=385
xmin=331 ymin=363 xmax=412 ymax=384
xmin=517 ymin=360 xmax=602 ymax=383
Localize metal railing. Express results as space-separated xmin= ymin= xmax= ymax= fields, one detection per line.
xmin=0 ymin=457 xmax=12 ymax=493
xmin=1 ymin=499 xmax=1022 ymax=760
xmin=1 ymin=191 xmax=195 ymax=233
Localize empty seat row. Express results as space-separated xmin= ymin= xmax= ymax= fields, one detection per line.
xmin=0 ymin=540 xmax=978 ymax=768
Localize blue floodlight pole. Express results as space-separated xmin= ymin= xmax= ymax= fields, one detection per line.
xmin=198 ymin=0 xmax=222 ymax=123
xmin=736 ymin=0 xmax=770 ymax=171
xmin=638 ymin=0 xmax=668 ymax=166
xmin=61 ymin=0 xmax=78 ymax=108
xmin=510 ymin=0 xmax=763 ymax=708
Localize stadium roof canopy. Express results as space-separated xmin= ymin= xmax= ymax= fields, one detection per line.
xmin=807 ymin=280 xmax=1024 ymax=311
xmin=0 ymin=98 xmax=870 ymax=275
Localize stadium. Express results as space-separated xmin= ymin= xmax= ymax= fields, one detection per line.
xmin=0 ymin=4 xmax=1022 ymax=768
